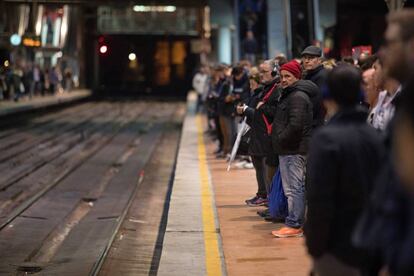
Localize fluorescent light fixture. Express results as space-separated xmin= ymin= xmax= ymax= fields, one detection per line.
xmin=60 ymin=5 xmax=69 ymax=48
xmin=128 ymin=53 xmax=136 ymax=61
xmin=133 ymin=5 xmax=176 ymax=12
xmin=165 ymin=6 xmax=176 ymax=12
xmin=133 ymin=5 xmax=145 ymax=12
xmin=35 ymin=5 xmax=44 ymax=36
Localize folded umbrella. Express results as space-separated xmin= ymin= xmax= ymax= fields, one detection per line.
xmin=227 ymin=117 xmax=250 ymax=171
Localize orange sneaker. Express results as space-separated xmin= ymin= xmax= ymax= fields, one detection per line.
xmin=271 ymin=227 xmax=303 ymax=238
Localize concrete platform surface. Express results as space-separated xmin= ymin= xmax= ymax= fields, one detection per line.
xmin=206 ymin=141 xmax=312 ymax=276
xmin=0 ymin=89 xmax=92 ymax=117
xmin=158 ymin=92 xmax=311 ymax=276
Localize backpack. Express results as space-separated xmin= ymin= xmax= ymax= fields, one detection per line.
xmin=268 ymin=168 xmax=288 ymax=219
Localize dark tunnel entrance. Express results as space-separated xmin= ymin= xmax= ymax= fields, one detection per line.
xmin=97 ymin=35 xmax=199 ymax=98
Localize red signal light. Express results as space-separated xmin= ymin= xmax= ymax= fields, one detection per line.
xmin=99 ymin=45 xmax=108 ymax=54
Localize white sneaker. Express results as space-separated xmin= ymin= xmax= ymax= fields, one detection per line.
xmin=234 ymin=161 xmax=247 ymax=169
xmin=243 ymin=162 xmax=254 ymax=169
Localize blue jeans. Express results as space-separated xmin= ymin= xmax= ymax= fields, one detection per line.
xmin=279 ymin=155 xmax=306 ymax=228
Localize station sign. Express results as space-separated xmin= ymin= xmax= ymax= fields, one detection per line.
xmin=191 ymin=39 xmax=211 ymax=54
xmin=22 ymin=35 xmax=41 ymax=47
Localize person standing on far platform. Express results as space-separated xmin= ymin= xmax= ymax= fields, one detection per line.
xmin=192 ymin=65 xmax=210 ymax=113
xmin=242 ymin=31 xmax=258 ymax=65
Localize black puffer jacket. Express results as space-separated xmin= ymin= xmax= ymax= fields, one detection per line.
xmin=271 ymin=80 xmax=318 ymax=155
xmin=304 ymin=64 xmax=327 ymax=128
xmin=244 ymin=79 xmax=280 ymax=156
xmin=304 ymin=64 xmax=327 ymax=89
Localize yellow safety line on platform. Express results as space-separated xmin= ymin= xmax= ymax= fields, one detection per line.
xmin=196 ymin=114 xmax=223 ymax=276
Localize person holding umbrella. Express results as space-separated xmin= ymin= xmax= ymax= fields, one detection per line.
xmin=237 ymin=59 xmax=281 ymax=206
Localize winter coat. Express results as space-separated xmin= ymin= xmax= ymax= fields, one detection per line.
xmin=244 ymin=79 xmax=280 ymax=156
xmin=304 ymin=64 xmax=327 ymax=128
xmin=304 ymin=106 xmax=384 ymax=270
xmin=216 ymin=78 xmax=234 ymax=117
xmin=271 ymin=80 xmax=318 ymax=155
xmin=304 ymin=64 xmax=327 ymax=89
xmin=232 ymin=73 xmax=250 ymax=105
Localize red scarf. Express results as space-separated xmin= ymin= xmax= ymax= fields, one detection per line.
xmin=261 ymin=82 xmax=277 ymax=135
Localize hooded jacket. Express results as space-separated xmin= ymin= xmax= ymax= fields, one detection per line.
xmin=304 ymin=64 xmax=327 ymax=127
xmin=271 ymin=80 xmax=318 ymax=155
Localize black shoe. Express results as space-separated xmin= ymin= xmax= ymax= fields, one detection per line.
xmin=257 ymin=209 xmax=269 ymax=218
xmin=215 ymin=152 xmax=224 ymax=159
xmin=264 ymin=215 xmax=285 ymax=223
xmin=214 ymin=148 xmax=223 ymax=154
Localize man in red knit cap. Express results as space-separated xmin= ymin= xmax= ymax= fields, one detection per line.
xmin=271 ymin=60 xmax=319 ymax=238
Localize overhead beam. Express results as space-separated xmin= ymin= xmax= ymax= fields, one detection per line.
xmin=4 ymin=0 xmax=207 ymax=7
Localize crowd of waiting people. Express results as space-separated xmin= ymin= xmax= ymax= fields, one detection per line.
xmin=193 ymin=9 xmax=414 ymax=276
xmin=0 ymin=62 xmax=75 ymax=102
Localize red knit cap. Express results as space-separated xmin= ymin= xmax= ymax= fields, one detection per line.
xmin=280 ymin=60 xmax=302 ymax=79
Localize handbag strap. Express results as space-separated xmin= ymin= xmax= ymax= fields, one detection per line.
xmin=261 ymin=83 xmax=277 ymax=135
xmin=262 ymin=114 xmax=272 ymax=135
xmin=263 ymin=82 xmax=277 ymax=103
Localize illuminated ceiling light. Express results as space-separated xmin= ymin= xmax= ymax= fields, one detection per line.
xmin=133 ymin=5 xmax=176 ymax=12
xmin=35 ymin=5 xmax=43 ymax=36
xmin=128 ymin=53 xmax=136 ymax=61
xmin=165 ymin=6 xmax=176 ymax=12
xmin=133 ymin=5 xmax=147 ymax=12
xmin=4 ymin=60 xmax=9 ymax=67
xmin=99 ymin=45 xmax=108 ymax=54
xmin=10 ymin=34 xmax=22 ymax=46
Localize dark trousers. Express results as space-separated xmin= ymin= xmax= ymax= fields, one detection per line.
xmin=266 ymin=164 xmax=277 ymax=193
xmin=214 ymin=116 xmax=223 ymax=151
xmin=251 ymin=155 xmax=267 ymax=198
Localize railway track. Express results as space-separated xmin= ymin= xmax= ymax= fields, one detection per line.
xmin=0 ymin=100 xmax=185 ymax=275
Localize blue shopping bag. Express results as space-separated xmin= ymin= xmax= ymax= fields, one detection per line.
xmin=268 ymin=168 xmax=288 ymax=219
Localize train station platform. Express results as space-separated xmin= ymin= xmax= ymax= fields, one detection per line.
xmin=0 ymin=89 xmax=92 ymax=118
xmin=158 ymin=93 xmax=311 ymax=276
